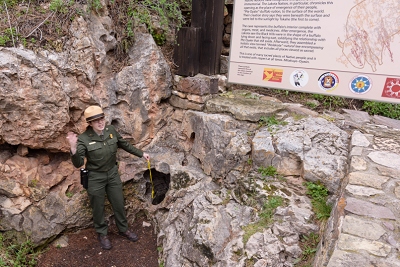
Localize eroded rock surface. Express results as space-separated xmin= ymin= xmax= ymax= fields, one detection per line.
xmin=1 ymin=5 xmax=400 ymax=267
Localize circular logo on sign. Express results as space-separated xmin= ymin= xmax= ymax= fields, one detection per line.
xmin=290 ymin=70 xmax=309 ymax=88
xmin=318 ymin=72 xmax=339 ymax=92
xmin=382 ymin=78 xmax=400 ymax=99
xmin=349 ymin=75 xmax=372 ymax=94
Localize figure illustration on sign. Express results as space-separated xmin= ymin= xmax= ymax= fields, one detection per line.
xmin=289 ymin=70 xmax=309 ymax=88
xmin=293 ymin=72 xmax=303 ymax=87
xmin=337 ymin=0 xmax=400 ymax=72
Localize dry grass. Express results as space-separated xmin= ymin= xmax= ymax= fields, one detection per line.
xmin=230 ymin=83 xmax=365 ymax=113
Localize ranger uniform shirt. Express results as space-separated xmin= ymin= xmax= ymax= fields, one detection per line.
xmin=71 ymin=125 xmax=143 ymax=171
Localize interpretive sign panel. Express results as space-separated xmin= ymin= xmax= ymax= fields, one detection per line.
xmin=228 ymin=0 xmax=400 ymax=104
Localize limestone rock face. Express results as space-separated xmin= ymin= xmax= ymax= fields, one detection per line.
xmin=0 ymin=150 xmax=93 ymax=244
xmin=112 ymin=31 xmax=172 ymax=143
xmin=205 ymin=91 xmax=285 ymax=122
xmin=274 ymin=117 xmax=349 ymax=192
xmin=181 ymin=111 xmax=253 ymax=178
xmin=154 ymin=162 xmax=318 ymax=267
xmin=0 ymin=48 xmax=70 ymax=150
xmin=0 ymin=15 xmax=171 ymax=152
xmin=2 ymin=4 xmax=399 ymax=267
xmin=0 ymin=11 xmax=171 ymax=245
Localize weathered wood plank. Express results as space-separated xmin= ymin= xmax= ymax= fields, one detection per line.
xmin=191 ymin=0 xmax=205 ymax=28
xmin=192 ymin=0 xmax=224 ymax=75
xmin=173 ymin=27 xmax=201 ymax=77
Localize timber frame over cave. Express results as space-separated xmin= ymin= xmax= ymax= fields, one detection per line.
xmin=173 ymin=0 xmax=225 ymax=77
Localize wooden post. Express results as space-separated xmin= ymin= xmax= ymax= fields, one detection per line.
xmin=192 ymin=0 xmax=224 ymax=75
xmin=173 ymin=27 xmax=201 ymax=77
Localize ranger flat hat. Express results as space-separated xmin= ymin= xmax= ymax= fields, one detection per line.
xmin=84 ymin=106 xmax=105 ymax=122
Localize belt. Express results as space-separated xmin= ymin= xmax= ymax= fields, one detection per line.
xmin=87 ymin=164 xmax=118 ymax=174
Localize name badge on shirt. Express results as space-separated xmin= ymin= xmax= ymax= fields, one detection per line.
xmin=89 ymin=142 xmax=96 ymax=145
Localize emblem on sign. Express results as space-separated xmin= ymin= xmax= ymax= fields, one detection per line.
xmin=381 ymin=78 xmax=400 ymax=99
xmin=290 ymin=70 xmax=309 ymax=88
xmin=263 ymin=68 xmax=283 ymax=83
xmin=349 ymin=75 xmax=372 ymax=94
xmin=318 ymin=72 xmax=339 ymax=92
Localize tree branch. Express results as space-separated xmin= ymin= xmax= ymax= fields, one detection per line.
xmin=4 ymin=0 xmax=15 ymax=47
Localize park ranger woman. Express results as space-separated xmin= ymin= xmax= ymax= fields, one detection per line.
xmin=66 ymin=105 xmax=150 ymax=250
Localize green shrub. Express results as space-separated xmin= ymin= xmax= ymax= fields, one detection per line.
xmin=260 ymin=196 xmax=283 ymax=220
xmin=311 ymin=94 xmax=346 ymax=109
xmin=362 ymin=101 xmax=400 ymax=120
xmin=258 ymin=166 xmax=277 ymax=177
xmin=294 ymin=232 xmax=320 ymax=266
xmin=305 ymin=101 xmax=318 ymax=109
xmin=124 ymin=0 xmax=186 ymax=45
xmin=88 ymin=0 xmax=102 ymax=12
xmin=49 ymin=0 xmax=70 ymax=13
xmin=0 ymin=233 xmax=40 ymax=267
xmin=0 ymin=35 xmax=11 ymax=46
xmin=1 ymin=0 xmax=188 ymax=52
xmin=2 ymin=0 xmax=18 ymax=8
xmin=152 ymin=32 xmax=166 ymax=46
xmin=0 ymin=27 xmax=17 ymax=47
xmin=304 ymin=181 xmax=331 ymax=220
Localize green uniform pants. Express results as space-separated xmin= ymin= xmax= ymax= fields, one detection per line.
xmin=87 ymin=165 xmax=128 ymax=236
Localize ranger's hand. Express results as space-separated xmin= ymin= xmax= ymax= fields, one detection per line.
xmin=66 ymin=132 xmax=78 ymax=155
xmin=143 ymin=153 xmax=150 ymax=161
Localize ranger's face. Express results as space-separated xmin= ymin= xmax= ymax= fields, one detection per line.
xmin=90 ymin=117 xmax=105 ymax=134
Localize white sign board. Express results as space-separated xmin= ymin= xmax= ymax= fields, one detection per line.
xmin=228 ymin=0 xmax=400 ymax=104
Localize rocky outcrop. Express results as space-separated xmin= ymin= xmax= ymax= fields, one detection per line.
xmin=0 ymin=151 xmax=93 ymax=244
xmin=0 ymin=16 xmax=171 ymax=152
xmin=205 ymin=92 xmax=285 ymax=122
xmin=273 ymin=116 xmax=349 ymax=193
xmin=314 ymin=128 xmax=400 ymax=267
xmin=181 ymin=110 xmax=253 ymax=178
xmin=147 ymin=98 xmax=350 ymax=266
xmin=154 ymin=163 xmax=318 ymax=267
xmin=0 ymin=11 xmax=171 ymax=245
xmin=1 ymin=3 xmax=400 ymax=267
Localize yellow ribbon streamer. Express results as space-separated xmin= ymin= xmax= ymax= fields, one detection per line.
xmin=147 ymin=160 xmax=155 ymax=199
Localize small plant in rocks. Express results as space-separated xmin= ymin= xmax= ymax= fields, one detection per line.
xmin=0 ymin=233 xmax=40 ymax=267
xmin=304 ymin=181 xmax=332 ymax=220
xmin=258 ymin=115 xmax=287 ymax=128
xmin=306 ymin=101 xmax=318 ymax=109
xmin=311 ymin=94 xmax=347 ymax=109
xmin=258 ymin=165 xmax=277 ymax=177
xmin=242 ymin=195 xmax=284 ymax=244
xmin=294 ymin=232 xmax=320 ymax=266
xmin=258 ymin=166 xmax=285 ymax=182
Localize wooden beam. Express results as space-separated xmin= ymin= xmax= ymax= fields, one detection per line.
xmin=192 ymin=0 xmax=224 ymax=75
xmin=173 ymin=27 xmax=201 ymax=77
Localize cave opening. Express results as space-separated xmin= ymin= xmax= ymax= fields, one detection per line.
xmin=144 ymin=169 xmax=171 ymax=205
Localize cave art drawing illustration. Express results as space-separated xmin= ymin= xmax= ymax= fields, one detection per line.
xmin=337 ymin=0 xmax=400 ymax=72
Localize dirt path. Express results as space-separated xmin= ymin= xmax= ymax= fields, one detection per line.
xmin=36 ymin=216 xmax=159 ymax=267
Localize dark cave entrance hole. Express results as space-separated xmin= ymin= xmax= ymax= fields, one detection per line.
xmin=144 ymin=168 xmax=171 ymax=205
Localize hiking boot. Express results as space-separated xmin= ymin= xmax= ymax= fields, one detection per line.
xmin=98 ymin=234 xmax=112 ymax=250
xmin=119 ymin=230 xmax=138 ymax=242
